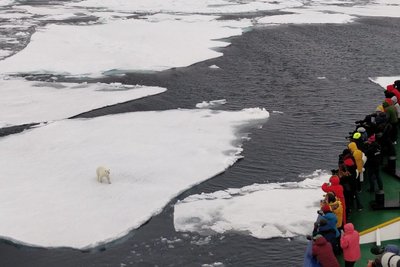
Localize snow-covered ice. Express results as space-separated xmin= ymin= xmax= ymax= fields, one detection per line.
xmin=0 ymin=18 xmax=251 ymax=77
xmin=174 ymin=171 xmax=329 ymax=239
xmin=370 ymin=76 xmax=400 ymax=89
xmin=0 ymin=78 xmax=166 ymax=128
xmin=0 ymin=108 xmax=269 ymax=248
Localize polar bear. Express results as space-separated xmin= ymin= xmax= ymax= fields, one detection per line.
xmin=96 ymin=166 xmax=111 ymax=184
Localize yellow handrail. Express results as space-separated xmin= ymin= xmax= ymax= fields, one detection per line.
xmin=359 ymin=217 xmax=400 ymax=236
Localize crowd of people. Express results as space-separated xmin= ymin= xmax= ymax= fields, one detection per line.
xmin=305 ymin=80 xmax=400 ymax=267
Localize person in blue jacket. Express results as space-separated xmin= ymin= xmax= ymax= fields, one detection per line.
xmin=316 ymin=204 xmax=341 ymax=255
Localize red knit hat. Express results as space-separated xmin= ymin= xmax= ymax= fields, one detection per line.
xmin=321 ymin=204 xmax=331 ymax=213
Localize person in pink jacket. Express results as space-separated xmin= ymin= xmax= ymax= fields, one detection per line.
xmin=340 ymin=223 xmax=361 ymax=267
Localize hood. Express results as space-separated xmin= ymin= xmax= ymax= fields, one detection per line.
xmin=344 ymin=223 xmax=355 ymax=233
xmin=329 ymin=175 xmax=340 ymax=185
xmin=348 ymin=142 xmax=358 ymax=152
xmin=376 ymin=104 xmax=384 ymax=112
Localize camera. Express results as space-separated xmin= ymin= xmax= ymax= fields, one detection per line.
xmin=381 ymin=252 xmax=400 ymax=267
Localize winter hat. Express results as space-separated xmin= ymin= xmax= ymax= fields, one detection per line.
xmin=321 ymin=204 xmax=331 ymax=213
xmin=368 ymin=134 xmax=376 ymax=143
xmin=352 ymin=132 xmax=361 ymax=140
xmin=348 ymin=142 xmax=358 ymax=152
xmin=357 ymin=127 xmax=366 ymax=133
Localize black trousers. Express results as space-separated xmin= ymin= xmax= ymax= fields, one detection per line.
xmin=345 ymin=261 xmax=355 ymax=267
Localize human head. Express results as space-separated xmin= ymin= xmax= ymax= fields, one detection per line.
xmin=329 ymin=175 xmax=340 ymax=185
xmin=394 ymin=80 xmax=400 ymax=89
xmin=326 ymin=192 xmax=336 ymax=203
xmin=376 ymin=104 xmax=384 ymax=112
xmin=385 ymin=90 xmax=395 ymax=98
xmin=344 ymin=223 xmax=355 ymax=233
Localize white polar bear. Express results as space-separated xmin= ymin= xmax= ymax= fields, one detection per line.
xmin=96 ymin=166 xmax=111 ymax=184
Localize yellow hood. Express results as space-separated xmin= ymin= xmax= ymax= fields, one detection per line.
xmin=348 ymin=142 xmax=358 ymax=152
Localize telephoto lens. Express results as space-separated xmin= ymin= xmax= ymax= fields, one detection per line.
xmin=381 ymin=252 xmax=400 ymax=267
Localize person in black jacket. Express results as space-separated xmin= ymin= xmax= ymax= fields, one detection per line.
xmin=364 ymin=134 xmax=383 ymax=192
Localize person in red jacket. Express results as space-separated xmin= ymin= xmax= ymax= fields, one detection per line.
xmin=387 ymin=83 xmax=400 ymax=101
xmin=312 ymin=235 xmax=340 ymax=267
xmin=321 ymin=175 xmax=346 ymax=225
xmin=340 ymin=223 xmax=361 ymax=267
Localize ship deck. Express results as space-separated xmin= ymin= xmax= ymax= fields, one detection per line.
xmin=338 ymin=145 xmax=400 ymax=266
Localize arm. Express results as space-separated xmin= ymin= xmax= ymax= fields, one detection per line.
xmin=340 ymin=235 xmax=349 ymax=249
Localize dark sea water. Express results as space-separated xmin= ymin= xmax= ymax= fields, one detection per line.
xmin=1 ymin=14 xmax=400 ymax=267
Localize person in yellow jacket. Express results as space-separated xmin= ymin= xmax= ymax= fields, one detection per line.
xmin=347 ymin=141 xmax=364 ymax=210
xmin=348 ymin=142 xmax=364 ymax=177
xmin=325 ymin=192 xmax=343 ymax=229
